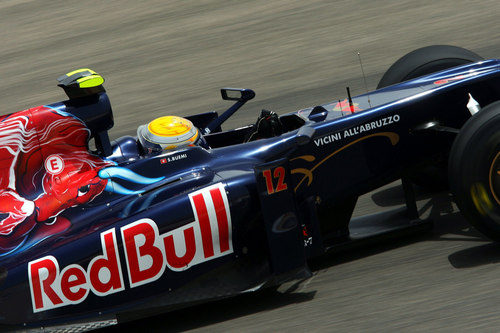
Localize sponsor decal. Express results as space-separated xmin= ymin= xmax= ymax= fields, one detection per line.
xmin=302 ymin=224 xmax=313 ymax=247
xmin=434 ymin=75 xmax=465 ymax=85
xmin=314 ymin=114 xmax=400 ymax=147
xmin=0 ymin=105 xmax=163 ymax=253
xmin=333 ymin=99 xmax=363 ymax=113
xmin=44 ymin=155 xmax=65 ymax=175
xmin=0 ymin=106 xmax=115 ymax=251
xmin=28 ymin=183 xmax=232 ymax=313
xmin=297 ymin=99 xmax=363 ymax=118
xmin=292 ymin=132 xmax=400 ymax=191
xmin=28 ymin=229 xmax=124 ymax=312
xmin=434 ymin=71 xmax=482 ymax=85
xmin=160 ymin=153 xmax=188 ymax=164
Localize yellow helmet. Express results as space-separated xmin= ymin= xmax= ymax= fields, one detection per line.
xmin=137 ymin=116 xmax=205 ymax=153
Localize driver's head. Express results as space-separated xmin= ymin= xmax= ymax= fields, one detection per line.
xmin=137 ymin=116 xmax=207 ymax=154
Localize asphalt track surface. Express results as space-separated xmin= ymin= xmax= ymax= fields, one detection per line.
xmin=2 ymin=1 xmax=500 ymax=332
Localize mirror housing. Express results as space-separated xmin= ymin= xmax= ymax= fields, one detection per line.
xmin=204 ymin=88 xmax=256 ymax=134
xmin=221 ymin=88 xmax=255 ymax=102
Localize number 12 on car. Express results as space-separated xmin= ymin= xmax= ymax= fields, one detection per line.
xmin=262 ymin=166 xmax=288 ymax=195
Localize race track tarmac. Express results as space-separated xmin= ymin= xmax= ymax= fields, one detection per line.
xmin=2 ymin=1 xmax=500 ymax=332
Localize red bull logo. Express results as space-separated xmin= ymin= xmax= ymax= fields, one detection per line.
xmin=28 ymin=183 xmax=232 ymax=312
xmin=0 ymin=105 xmax=114 ymax=254
xmin=0 ymin=105 xmax=167 ymax=255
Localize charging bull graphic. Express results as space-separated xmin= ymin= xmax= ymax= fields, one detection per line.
xmin=0 ymin=105 xmax=162 ymax=254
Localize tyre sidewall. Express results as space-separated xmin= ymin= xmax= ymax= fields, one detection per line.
xmin=378 ymin=45 xmax=483 ymax=89
xmin=449 ymin=102 xmax=500 ymax=240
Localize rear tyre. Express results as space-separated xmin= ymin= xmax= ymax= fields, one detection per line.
xmin=377 ymin=45 xmax=483 ymax=190
xmin=449 ymin=101 xmax=500 ymax=241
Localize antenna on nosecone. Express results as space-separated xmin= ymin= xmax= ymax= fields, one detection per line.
xmin=357 ymin=52 xmax=372 ymax=108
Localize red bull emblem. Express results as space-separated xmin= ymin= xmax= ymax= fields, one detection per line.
xmin=0 ymin=106 xmax=113 ymax=249
xmin=28 ymin=183 xmax=232 ymax=312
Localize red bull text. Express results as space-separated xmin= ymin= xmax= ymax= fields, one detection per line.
xmin=28 ymin=183 xmax=232 ymax=312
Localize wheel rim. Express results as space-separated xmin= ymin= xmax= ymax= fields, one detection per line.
xmin=488 ymin=151 xmax=500 ymax=206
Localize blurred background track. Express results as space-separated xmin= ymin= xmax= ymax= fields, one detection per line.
xmin=2 ymin=0 xmax=500 ymax=331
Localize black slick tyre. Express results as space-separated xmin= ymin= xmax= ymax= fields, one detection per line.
xmin=377 ymin=45 xmax=483 ymax=89
xmin=449 ymin=101 xmax=500 ymax=241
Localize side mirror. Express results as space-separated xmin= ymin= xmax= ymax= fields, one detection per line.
xmin=221 ymin=88 xmax=255 ymax=102
xmin=204 ymin=88 xmax=256 ymax=134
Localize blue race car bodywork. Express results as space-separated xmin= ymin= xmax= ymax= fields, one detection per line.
xmin=1 ymin=57 xmax=500 ymax=329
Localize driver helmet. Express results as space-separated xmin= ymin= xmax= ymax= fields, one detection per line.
xmin=137 ymin=116 xmax=207 ymax=154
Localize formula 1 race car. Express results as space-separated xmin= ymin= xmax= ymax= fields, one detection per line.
xmin=1 ymin=45 xmax=500 ymax=330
